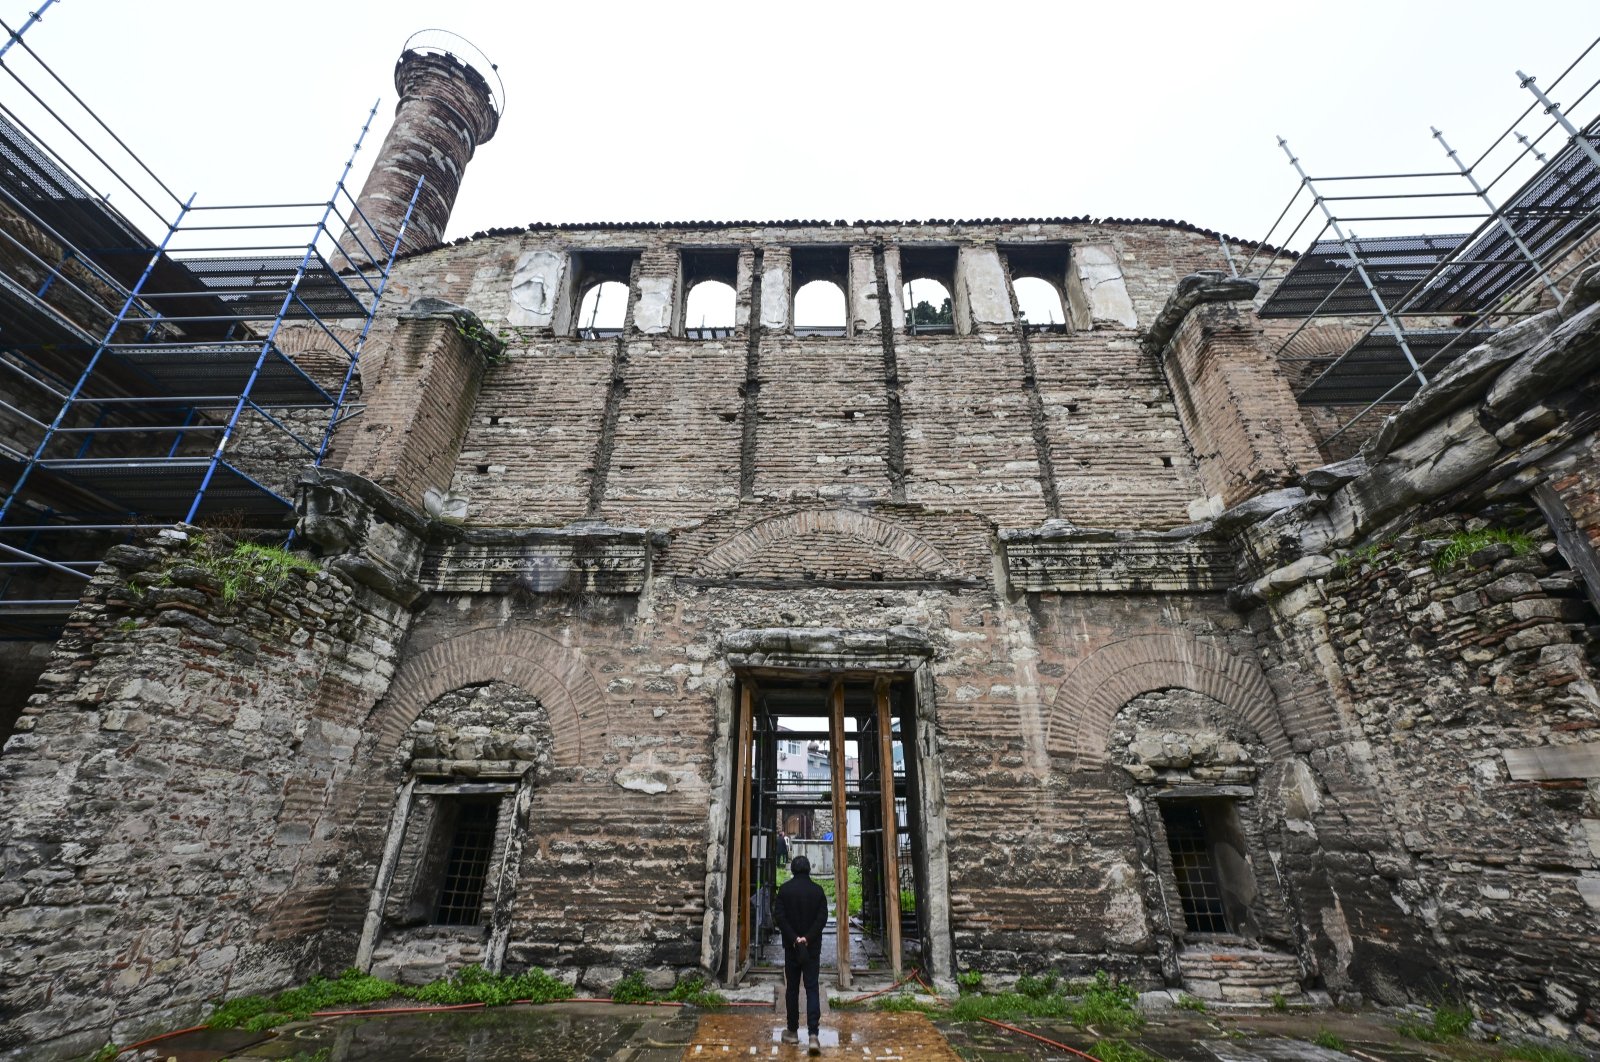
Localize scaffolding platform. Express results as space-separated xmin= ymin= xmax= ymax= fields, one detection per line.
xmin=1246 ymin=44 xmax=1600 ymax=437
xmin=106 ymin=342 xmax=336 ymax=406
xmin=0 ymin=16 xmax=417 ymax=634
xmin=1296 ymin=327 xmax=1496 ymax=406
xmin=1259 ymin=234 xmax=1469 ymax=318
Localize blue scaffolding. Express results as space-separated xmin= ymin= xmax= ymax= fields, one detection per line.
xmin=0 ymin=9 xmax=420 ymax=635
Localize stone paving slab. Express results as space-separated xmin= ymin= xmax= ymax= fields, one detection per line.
xmin=687 ymin=1010 xmax=963 ymax=1060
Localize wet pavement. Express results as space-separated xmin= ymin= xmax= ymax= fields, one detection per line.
xmin=223 ymin=1001 xmax=700 ymax=1061
xmin=690 ymin=1009 xmax=961 ymax=1059
xmin=147 ymin=996 xmax=1589 ymax=1061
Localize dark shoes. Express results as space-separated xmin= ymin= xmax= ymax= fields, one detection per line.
xmin=781 ymin=1029 xmax=800 ymax=1045
xmin=808 ymin=1032 xmax=821 ymax=1055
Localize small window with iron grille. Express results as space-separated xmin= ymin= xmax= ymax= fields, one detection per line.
xmin=1160 ymin=801 xmax=1231 ymax=934
xmin=431 ymin=796 xmax=501 ymax=926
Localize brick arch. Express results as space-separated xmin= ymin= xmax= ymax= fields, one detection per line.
xmin=368 ymin=628 xmax=607 ymax=768
xmin=1277 ymin=322 xmax=1367 ymax=361
xmin=1047 ymin=632 xmax=1288 ymax=767
xmin=691 ymin=508 xmax=956 ymax=578
xmin=273 ymin=323 xmax=379 ymax=390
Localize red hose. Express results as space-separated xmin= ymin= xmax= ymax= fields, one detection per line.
xmin=844 ymin=968 xmax=925 ymax=1005
xmin=978 ymin=1017 xmax=1106 ymax=1061
xmin=114 ymin=1024 xmax=209 ymax=1055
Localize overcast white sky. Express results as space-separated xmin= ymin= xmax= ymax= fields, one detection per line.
xmin=3 ymin=0 xmax=1598 ymax=253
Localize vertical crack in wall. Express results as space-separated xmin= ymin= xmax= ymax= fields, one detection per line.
xmin=586 ymin=257 xmax=640 ymax=516
xmin=1001 ymin=251 xmax=1063 ymax=521
xmin=873 ymin=243 xmax=908 ymax=501
xmin=739 ymin=249 xmax=764 ymax=499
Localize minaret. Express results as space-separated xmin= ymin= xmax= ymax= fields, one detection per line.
xmin=338 ymin=30 xmax=501 ymax=266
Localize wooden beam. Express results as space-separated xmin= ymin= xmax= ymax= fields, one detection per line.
xmin=829 ymin=677 xmax=852 ymax=988
xmin=738 ymin=708 xmax=755 ymax=964
xmin=725 ymin=682 xmax=753 ymax=981
xmin=875 ymin=678 xmax=903 ymax=978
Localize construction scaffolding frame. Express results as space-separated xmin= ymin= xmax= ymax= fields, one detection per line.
xmin=1241 ymin=37 xmax=1600 ymax=442
xmin=0 ymin=5 xmax=420 ymax=636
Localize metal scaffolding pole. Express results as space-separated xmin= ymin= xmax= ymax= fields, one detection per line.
xmin=1277 ymin=137 xmax=1429 ymax=388
xmin=1517 ymin=70 xmax=1600 ymax=173
xmin=1432 ymin=126 xmax=1565 ymax=308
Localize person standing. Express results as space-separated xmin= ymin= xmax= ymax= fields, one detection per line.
xmin=774 ymin=855 xmax=828 ymax=1053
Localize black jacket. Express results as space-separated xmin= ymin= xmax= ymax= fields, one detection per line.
xmin=775 ymin=874 xmax=829 ymax=952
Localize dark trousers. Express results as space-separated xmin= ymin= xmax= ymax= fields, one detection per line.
xmin=783 ymin=944 xmax=821 ymax=1034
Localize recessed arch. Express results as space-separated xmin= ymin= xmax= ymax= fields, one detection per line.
xmin=1047 ymin=632 xmax=1288 ymax=767
xmin=367 ymin=628 xmax=608 ymax=768
xmin=690 ymin=508 xmax=957 ymax=579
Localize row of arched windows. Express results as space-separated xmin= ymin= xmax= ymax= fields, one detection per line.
xmin=576 ymin=276 xmax=1068 ymax=334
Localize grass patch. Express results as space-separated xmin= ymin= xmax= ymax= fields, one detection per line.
xmin=663 ymin=975 xmax=726 ymax=1007
xmin=208 ymin=968 xmax=403 ymax=1030
xmin=947 ymin=991 xmax=1072 ymax=1022
xmin=1432 ymin=527 xmax=1535 ymax=573
xmin=933 ymin=969 xmax=1142 ymax=1029
xmin=872 ymin=994 xmax=938 ymax=1014
xmin=1502 ymin=1044 xmax=1585 ymax=1062
xmin=1336 ymin=541 xmax=1387 ymax=570
xmin=609 ymin=971 xmax=655 ymax=1004
xmin=1070 ymin=971 xmax=1143 ymax=1031
xmin=1271 ymin=991 xmax=1289 ymax=1012
xmin=159 ymin=534 xmax=322 ymax=606
xmin=1396 ymin=1003 xmax=1474 ymax=1043
xmin=1312 ymin=1029 xmax=1347 ymax=1051
xmin=1091 ymin=1040 xmax=1159 ymax=1062
xmin=206 ymin=963 xmax=728 ymax=1032
xmin=217 ymin=540 xmax=321 ymax=603
xmin=1016 ymin=971 xmax=1059 ymax=999
xmin=1175 ymin=993 xmax=1207 ymax=1013
xmin=410 ymin=965 xmax=569 ymax=1007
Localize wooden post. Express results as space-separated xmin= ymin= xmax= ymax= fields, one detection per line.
xmin=737 ymin=709 xmax=754 ymax=965
xmin=725 ymin=683 xmax=753 ymax=980
xmin=875 ymin=678 xmax=903 ymax=977
xmin=829 ymin=678 xmax=852 ymax=988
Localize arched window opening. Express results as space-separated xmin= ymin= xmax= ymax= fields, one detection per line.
xmin=900 ymin=244 xmax=960 ymax=336
xmin=902 ymin=278 xmax=954 ymax=335
xmin=793 ymin=280 xmax=846 ymax=337
xmin=1002 ymin=243 xmax=1073 ymax=334
xmin=791 ymin=246 xmax=850 ymax=337
xmin=577 ymin=281 xmax=628 ymax=338
xmin=684 ymin=280 xmax=737 ymax=338
xmin=1012 ymin=276 xmax=1067 ymax=332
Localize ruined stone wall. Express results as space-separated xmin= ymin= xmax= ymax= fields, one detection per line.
xmin=1225 ymin=267 xmax=1600 ymax=1038
xmin=1309 ymin=516 xmax=1598 ymax=1031
xmin=0 ymin=528 xmax=409 ymax=1058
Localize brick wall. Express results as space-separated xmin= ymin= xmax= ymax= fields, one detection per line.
xmin=343 ymin=311 xmax=487 ymax=509
xmin=372 ymin=220 xmax=1247 ymax=532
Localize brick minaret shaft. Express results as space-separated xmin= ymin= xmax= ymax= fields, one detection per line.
xmin=338 ymin=46 xmax=499 ymax=265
